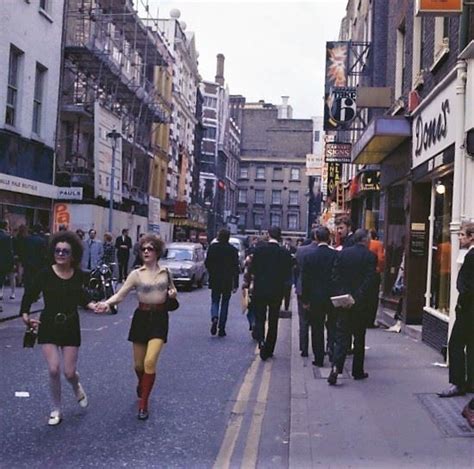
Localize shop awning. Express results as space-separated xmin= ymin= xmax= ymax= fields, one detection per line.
xmin=351 ymin=117 xmax=411 ymax=164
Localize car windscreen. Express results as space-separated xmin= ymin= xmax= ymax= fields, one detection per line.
xmin=165 ymin=249 xmax=193 ymax=261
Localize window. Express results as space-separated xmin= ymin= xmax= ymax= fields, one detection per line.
xmin=204 ymin=96 xmax=217 ymax=108
xmin=40 ymin=0 xmax=49 ymax=11
xmin=273 ymin=167 xmax=283 ymax=180
xmin=239 ymin=166 xmax=249 ymax=179
xmin=412 ymin=16 xmax=423 ymax=87
xmin=289 ymin=190 xmax=299 ymax=205
xmin=32 ymin=63 xmax=47 ymax=134
xmin=254 ymin=212 xmax=263 ymax=229
xmin=204 ymin=126 xmax=216 ymax=139
xmin=433 ymin=17 xmax=450 ymax=67
xmin=6 ymin=46 xmax=23 ymax=127
xmin=271 ymin=190 xmax=281 ymax=204
xmin=238 ymin=189 xmax=247 ymax=203
xmin=255 ymin=189 xmax=264 ymax=204
xmin=256 ymin=167 xmax=265 ymax=179
xmin=270 ymin=213 xmax=281 ymax=227
xmin=290 ymin=168 xmax=300 ymax=181
xmin=238 ymin=212 xmax=246 ymax=227
xmin=395 ymin=25 xmax=406 ymax=98
xmin=288 ymin=214 xmax=298 ymax=230
xmin=314 ymin=131 xmax=320 ymax=142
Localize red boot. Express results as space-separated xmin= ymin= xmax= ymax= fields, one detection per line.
xmin=135 ymin=369 xmax=144 ymax=398
xmin=138 ymin=373 xmax=156 ymax=420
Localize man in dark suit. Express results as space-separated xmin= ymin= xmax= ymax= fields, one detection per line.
xmin=23 ymin=224 xmax=47 ymax=297
xmin=301 ymin=226 xmax=338 ymax=367
xmin=438 ymin=222 xmax=474 ymax=398
xmin=115 ymin=228 xmax=132 ymax=282
xmin=335 ymin=216 xmax=356 ymax=249
xmin=0 ymin=220 xmax=14 ymax=313
xmin=250 ymin=226 xmax=293 ymax=360
xmin=205 ymin=228 xmax=240 ymax=337
xmin=328 ymin=229 xmax=376 ymax=385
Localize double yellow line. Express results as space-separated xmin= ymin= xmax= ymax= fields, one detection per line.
xmin=213 ymin=350 xmax=273 ymax=469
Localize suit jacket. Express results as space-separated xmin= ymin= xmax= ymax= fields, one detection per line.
xmin=23 ymin=234 xmax=47 ymax=271
xmin=82 ymin=239 xmax=104 ymax=270
xmin=332 ymin=243 xmax=377 ymax=308
xmin=250 ymin=241 xmax=293 ymax=300
xmin=301 ymin=244 xmax=338 ymax=310
xmin=342 ymin=233 xmax=356 ymax=249
xmin=294 ymin=242 xmax=319 ymax=296
xmin=115 ymin=235 xmax=132 ymax=260
xmin=0 ymin=229 xmax=14 ymax=273
xmin=205 ymin=241 xmax=240 ymax=292
xmin=456 ymin=247 xmax=474 ymax=317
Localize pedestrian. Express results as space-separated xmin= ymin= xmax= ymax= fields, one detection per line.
xmin=96 ymin=234 xmax=178 ymax=420
xmin=14 ymin=224 xmax=28 ymax=288
xmin=75 ymin=229 xmax=85 ymax=241
xmin=328 ymin=229 xmax=377 ymax=385
xmin=23 ymin=224 xmax=48 ymax=299
xmin=0 ymin=220 xmax=14 ymax=313
xmin=282 ymin=238 xmax=296 ymax=313
xmin=20 ymin=231 xmax=96 ymax=425
xmin=242 ymin=253 xmax=256 ymax=334
xmin=102 ymin=232 xmax=115 ymax=267
xmin=81 ymin=229 xmax=104 ymax=271
xmin=367 ymin=229 xmax=385 ymax=328
xmin=115 ymin=228 xmax=132 ymax=282
xmin=132 ymin=233 xmax=145 ymax=268
xmin=335 ymin=216 xmax=356 ymax=250
xmin=205 ymin=228 xmax=240 ymax=337
xmin=438 ymin=222 xmax=474 ymax=398
xmin=301 ymin=226 xmax=338 ymax=367
xmin=250 ymin=226 xmax=293 ymax=361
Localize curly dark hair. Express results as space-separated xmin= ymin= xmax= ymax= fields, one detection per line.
xmin=139 ymin=234 xmax=165 ymax=259
xmin=48 ymin=231 xmax=83 ymax=268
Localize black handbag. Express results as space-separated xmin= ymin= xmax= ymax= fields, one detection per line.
xmin=166 ymin=269 xmax=179 ymax=312
xmin=23 ymin=327 xmax=37 ymax=348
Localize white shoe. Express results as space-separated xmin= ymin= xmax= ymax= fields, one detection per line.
xmin=385 ymin=321 xmax=402 ymax=333
xmin=76 ymin=383 xmax=88 ymax=408
xmin=48 ymin=410 xmax=62 ymax=426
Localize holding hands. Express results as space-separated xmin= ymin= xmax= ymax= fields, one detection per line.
xmin=94 ymin=302 xmax=111 ymax=314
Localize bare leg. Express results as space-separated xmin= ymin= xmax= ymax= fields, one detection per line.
xmin=62 ymin=346 xmax=80 ymax=395
xmin=133 ymin=343 xmax=147 ymax=375
xmin=42 ymin=344 xmax=62 ymax=412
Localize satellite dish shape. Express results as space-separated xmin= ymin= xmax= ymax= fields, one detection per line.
xmin=170 ymin=9 xmax=181 ymax=19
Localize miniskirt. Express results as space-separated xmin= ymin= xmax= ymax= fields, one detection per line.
xmin=127 ymin=307 xmax=169 ymax=344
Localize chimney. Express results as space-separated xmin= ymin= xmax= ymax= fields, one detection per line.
xmin=278 ymin=96 xmax=293 ymax=119
xmin=215 ymin=53 xmax=225 ymax=86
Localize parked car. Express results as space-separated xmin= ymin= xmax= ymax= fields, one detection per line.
xmin=160 ymin=242 xmax=207 ymax=290
xmin=210 ymin=236 xmax=245 ymax=272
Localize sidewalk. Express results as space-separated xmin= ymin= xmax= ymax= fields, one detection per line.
xmin=0 ymin=286 xmax=43 ymax=321
xmin=289 ymin=306 xmax=473 ymax=469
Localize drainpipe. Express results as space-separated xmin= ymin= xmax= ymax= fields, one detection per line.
xmin=448 ymin=59 xmax=467 ymax=339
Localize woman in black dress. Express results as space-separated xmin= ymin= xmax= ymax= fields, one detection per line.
xmin=21 ymin=231 xmax=96 ymax=426
xmin=97 ymin=234 xmax=178 ymax=420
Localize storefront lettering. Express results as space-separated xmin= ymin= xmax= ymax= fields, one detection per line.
xmin=415 ymin=99 xmax=450 ymax=157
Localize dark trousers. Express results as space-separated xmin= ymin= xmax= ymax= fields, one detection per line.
xmin=210 ymin=289 xmax=231 ymax=331
xmin=448 ymin=309 xmax=474 ymax=388
xmin=332 ymin=307 xmax=367 ymax=376
xmin=367 ymin=272 xmax=381 ymax=326
xmin=282 ymin=284 xmax=292 ymax=311
xmin=118 ymin=256 xmax=129 ymax=281
xmin=297 ymin=296 xmax=310 ymax=354
xmin=326 ymin=308 xmax=337 ymax=362
xmin=255 ymin=296 xmax=282 ymax=355
xmin=307 ymin=306 xmax=327 ymax=365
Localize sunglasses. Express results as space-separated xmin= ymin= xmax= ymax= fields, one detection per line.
xmin=141 ymin=246 xmax=155 ymax=252
xmin=54 ymin=248 xmax=71 ymax=257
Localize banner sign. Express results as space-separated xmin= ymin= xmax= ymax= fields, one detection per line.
xmin=148 ymin=196 xmax=161 ymax=234
xmin=325 ymin=142 xmax=352 ymax=163
xmin=326 ymin=162 xmax=342 ymax=197
xmin=324 ymin=42 xmax=357 ymax=131
xmin=57 ymin=187 xmax=83 ymax=200
xmin=306 ymin=153 xmax=324 ymax=176
xmin=416 ymin=0 xmax=462 ymax=15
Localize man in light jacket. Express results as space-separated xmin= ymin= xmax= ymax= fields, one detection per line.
xmin=82 ymin=229 xmax=104 ymax=271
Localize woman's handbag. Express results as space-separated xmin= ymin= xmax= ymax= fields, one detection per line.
xmin=23 ymin=327 xmax=37 ymax=348
xmin=165 ymin=269 xmax=180 ymax=312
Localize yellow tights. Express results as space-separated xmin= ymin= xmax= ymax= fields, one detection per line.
xmin=133 ymin=338 xmax=165 ymax=375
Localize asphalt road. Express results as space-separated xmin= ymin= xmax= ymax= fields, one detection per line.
xmin=0 ymin=283 xmax=291 ymax=469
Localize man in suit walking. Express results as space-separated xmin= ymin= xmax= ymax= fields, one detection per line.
xmin=205 ymin=228 xmax=240 ymax=337
xmin=82 ymin=228 xmax=104 ymax=271
xmin=438 ymin=222 xmax=474 ymax=398
xmin=301 ymin=226 xmax=338 ymax=367
xmin=250 ymin=226 xmax=293 ymax=361
xmin=328 ymin=229 xmax=376 ymax=385
xmin=115 ymin=228 xmax=132 ymax=282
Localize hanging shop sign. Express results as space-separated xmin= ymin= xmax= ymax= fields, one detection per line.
xmin=325 ymin=142 xmax=352 ymax=163
xmin=415 ymin=0 xmax=462 ymax=15
xmin=359 ymin=171 xmax=381 ymax=191
xmin=306 ymin=153 xmax=324 ymax=176
xmin=326 ymin=162 xmax=342 ymax=197
xmin=412 ymin=80 xmax=456 ymax=169
xmin=324 ymin=87 xmax=357 ymax=131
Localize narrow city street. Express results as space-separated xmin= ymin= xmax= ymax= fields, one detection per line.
xmin=0 ymin=285 xmax=291 ymax=469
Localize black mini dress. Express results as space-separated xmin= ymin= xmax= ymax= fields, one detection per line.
xmin=20 ymin=267 xmax=91 ymax=347
xmin=128 ymin=308 xmax=169 ymax=344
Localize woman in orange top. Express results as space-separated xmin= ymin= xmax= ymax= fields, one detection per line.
xmin=367 ymin=230 xmax=385 ymax=327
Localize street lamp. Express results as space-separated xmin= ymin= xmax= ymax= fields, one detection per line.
xmin=107 ymin=129 xmax=121 ymax=233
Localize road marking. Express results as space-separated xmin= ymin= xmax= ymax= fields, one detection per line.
xmin=213 ymin=354 xmax=260 ymax=469
xmin=241 ymin=360 xmax=273 ymax=469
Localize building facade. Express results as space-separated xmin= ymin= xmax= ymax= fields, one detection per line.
xmin=233 ymin=98 xmax=312 ymax=239
xmin=0 ymin=0 xmax=65 ymax=230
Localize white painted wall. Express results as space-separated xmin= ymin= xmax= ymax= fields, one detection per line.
xmin=0 ymin=0 xmax=64 ymax=148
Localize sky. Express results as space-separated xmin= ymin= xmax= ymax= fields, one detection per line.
xmin=140 ymin=0 xmax=347 ymax=119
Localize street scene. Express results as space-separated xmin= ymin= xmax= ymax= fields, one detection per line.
xmin=1 ymin=0 xmax=474 ymax=468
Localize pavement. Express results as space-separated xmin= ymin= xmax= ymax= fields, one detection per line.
xmin=0 ymin=286 xmax=43 ymax=321
xmin=289 ymin=302 xmax=474 ymax=469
